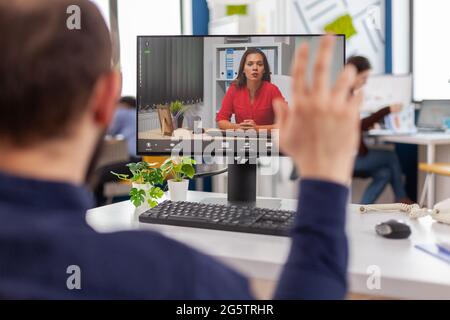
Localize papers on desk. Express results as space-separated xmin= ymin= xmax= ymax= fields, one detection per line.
xmin=368 ymin=128 xmax=417 ymax=136
xmin=415 ymin=244 xmax=450 ymax=265
xmin=366 ymin=105 xmax=417 ymax=136
xmin=384 ymin=104 xmax=416 ymax=133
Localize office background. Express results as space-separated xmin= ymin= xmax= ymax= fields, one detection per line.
xmin=91 ymin=0 xmax=450 ymax=203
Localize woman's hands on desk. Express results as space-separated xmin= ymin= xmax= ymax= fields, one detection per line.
xmin=238 ymin=120 xmax=277 ymax=131
xmin=390 ymin=103 xmax=402 ymax=113
xmin=217 ymin=119 xmax=276 ymax=131
xmin=274 ymin=35 xmax=363 ymax=186
xmin=239 ymin=119 xmax=257 ymax=130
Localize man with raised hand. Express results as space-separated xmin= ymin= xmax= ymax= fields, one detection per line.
xmin=0 ymin=0 xmax=361 ymax=299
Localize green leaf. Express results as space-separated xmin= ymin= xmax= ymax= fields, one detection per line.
xmin=161 ymin=158 xmax=173 ymax=167
xmin=160 ymin=159 xmax=173 ymax=172
xmin=146 ymin=168 xmax=164 ymax=185
xmin=148 ymin=199 xmax=158 ymax=208
xmin=131 ymin=175 xmax=142 ymax=183
xmin=126 ymin=163 xmax=138 ymax=175
xmin=181 ymin=164 xmax=195 ymax=179
xmin=110 ymin=171 xmax=130 ymax=181
xmin=173 ymin=163 xmax=183 ymax=173
xmin=159 ymin=157 xmax=196 ymax=181
xmin=125 ymin=161 xmax=163 ymax=184
xmin=181 ymin=157 xmax=196 ymax=165
xmin=129 ymin=188 xmax=146 ymax=207
xmin=169 ymin=100 xmax=184 ymax=114
xmin=149 ymin=186 xmax=164 ymax=199
xmin=138 ymin=161 xmax=150 ymax=170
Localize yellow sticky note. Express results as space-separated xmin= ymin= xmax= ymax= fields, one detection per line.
xmin=226 ymin=5 xmax=247 ymax=16
xmin=324 ymin=14 xmax=357 ymax=39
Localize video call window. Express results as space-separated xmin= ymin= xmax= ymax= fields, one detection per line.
xmin=137 ymin=35 xmax=345 ymax=156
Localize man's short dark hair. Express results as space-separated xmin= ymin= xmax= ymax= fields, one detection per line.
xmin=119 ymin=96 xmax=137 ymax=109
xmin=346 ymin=56 xmax=372 ymax=74
xmin=0 ymin=0 xmax=112 ymax=146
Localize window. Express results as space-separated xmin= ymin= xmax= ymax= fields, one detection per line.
xmin=413 ymin=0 xmax=450 ymax=100
xmin=118 ymin=0 xmax=182 ymax=97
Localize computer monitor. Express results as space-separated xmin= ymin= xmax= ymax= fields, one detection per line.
xmin=137 ymin=35 xmax=345 ymax=208
xmin=417 ymin=100 xmax=450 ymax=130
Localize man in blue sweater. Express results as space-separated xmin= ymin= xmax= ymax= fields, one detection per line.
xmin=0 ymin=0 xmax=362 ymax=299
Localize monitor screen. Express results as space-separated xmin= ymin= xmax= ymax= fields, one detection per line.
xmin=417 ymin=100 xmax=450 ymax=129
xmin=137 ymin=35 xmax=345 ymax=158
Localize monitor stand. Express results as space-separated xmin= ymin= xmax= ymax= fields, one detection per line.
xmin=201 ymin=162 xmax=282 ymax=210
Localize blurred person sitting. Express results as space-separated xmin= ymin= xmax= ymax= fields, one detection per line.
xmin=347 ymin=56 xmax=413 ymax=205
xmin=108 ymin=96 xmax=139 ymax=161
xmin=91 ymin=96 xmax=142 ymax=206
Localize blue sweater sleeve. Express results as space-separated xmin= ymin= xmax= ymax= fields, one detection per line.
xmin=273 ymin=179 xmax=349 ymax=299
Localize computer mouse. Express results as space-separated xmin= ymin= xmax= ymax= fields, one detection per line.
xmin=375 ymin=220 xmax=411 ymax=239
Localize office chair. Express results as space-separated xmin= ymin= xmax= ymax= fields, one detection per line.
xmin=89 ymin=136 xmax=130 ymax=205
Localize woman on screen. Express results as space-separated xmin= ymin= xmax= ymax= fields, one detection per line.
xmin=216 ymin=48 xmax=286 ymax=131
xmin=348 ymin=56 xmax=413 ymax=205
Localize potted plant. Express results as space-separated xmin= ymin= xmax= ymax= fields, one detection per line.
xmin=160 ymin=157 xmax=196 ymax=201
xmin=111 ymin=162 xmax=165 ymax=214
xmin=170 ymin=100 xmax=195 ymax=129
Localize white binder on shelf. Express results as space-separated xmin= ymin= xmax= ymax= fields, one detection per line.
xmin=266 ymin=48 xmax=275 ymax=75
xmin=233 ymin=49 xmax=244 ymax=79
xmin=219 ymin=50 xmax=226 ymax=79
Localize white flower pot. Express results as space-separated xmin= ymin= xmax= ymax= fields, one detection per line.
xmin=167 ymin=179 xmax=189 ymax=202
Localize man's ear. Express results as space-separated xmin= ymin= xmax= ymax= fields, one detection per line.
xmin=89 ymin=70 xmax=121 ymax=127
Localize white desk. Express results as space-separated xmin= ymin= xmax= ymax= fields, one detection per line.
xmin=86 ymin=191 xmax=450 ymax=300
xmin=370 ymin=131 xmax=450 ymax=208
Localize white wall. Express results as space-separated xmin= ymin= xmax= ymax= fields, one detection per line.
xmin=392 ymin=0 xmax=410 ymax=74
xmin=182 ymin=0 xmax=193 ymax=35
xmin=413 ymin=0 xmax=450 ymax=100
xmin=118 ymin=0 xmax=181 ymax=97
xmin=285 ymin=0 xmax=386 ymax=74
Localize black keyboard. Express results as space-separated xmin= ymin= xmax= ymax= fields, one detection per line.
xmin=139 ymin=200 xmax=296 ymax=236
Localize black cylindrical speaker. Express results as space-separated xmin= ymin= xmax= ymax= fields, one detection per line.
xmin=227 ymin=163 xmax=257 ymax=203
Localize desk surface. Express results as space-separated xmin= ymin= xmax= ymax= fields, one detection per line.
xmin=86 ymin=191 xmax=450 ymax=299
xmin=369 ymin=130 xmax=450 ymax=145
